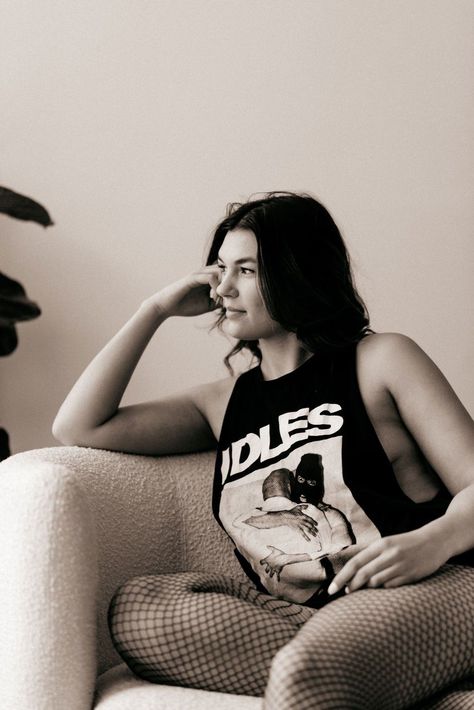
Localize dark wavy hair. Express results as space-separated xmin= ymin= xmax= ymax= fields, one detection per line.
xmin=206 ymin=192 xmax=371 ymax=368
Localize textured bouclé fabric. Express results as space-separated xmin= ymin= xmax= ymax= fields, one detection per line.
xmin=0 ymin=446 xmax=249 ymax=710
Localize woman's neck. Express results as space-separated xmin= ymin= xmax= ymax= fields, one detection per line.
xmin=258 ymin=333 xmax=313 ymax=381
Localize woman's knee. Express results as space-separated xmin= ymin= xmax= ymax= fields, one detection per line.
xmin=265 ymin=634 xmax=341 ymax=710
xmin=107 ymin=572 xmax=208 ymax=646
xmin=265 ymin=595 xmax=391 ymax=709
xmin=108 ymin=576 xmax=150 ymax=644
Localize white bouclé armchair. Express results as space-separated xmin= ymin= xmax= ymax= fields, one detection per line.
xmin=0 ymin=446 xmax=262 ymax=710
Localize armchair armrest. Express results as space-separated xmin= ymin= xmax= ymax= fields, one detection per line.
xmin=0 ymin=446 xmax=242 ymax=710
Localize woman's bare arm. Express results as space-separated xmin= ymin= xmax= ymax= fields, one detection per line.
xmin=52 ymin=267 xmax=233 ymax=455
xmin=328 ymin=333 xmax=474 ymax=594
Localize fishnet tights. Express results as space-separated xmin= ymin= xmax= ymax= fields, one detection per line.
xmin=108 ymin=565 xmax=474 ymax=708
xmin=108 ymin=571 xmax=313 ymax=695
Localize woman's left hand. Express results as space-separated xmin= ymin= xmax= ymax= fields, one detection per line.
xmin=327 ymin=527 xmax=449 ymax=595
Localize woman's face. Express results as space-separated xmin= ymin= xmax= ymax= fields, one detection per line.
xmin=215 ymin=229 xmax=286 ymax=342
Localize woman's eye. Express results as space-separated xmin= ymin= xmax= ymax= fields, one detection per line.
xmin=240 ymin=267 xmax=255 ymax=275
xmin=217 ymin=264 xmax=226 ymax=272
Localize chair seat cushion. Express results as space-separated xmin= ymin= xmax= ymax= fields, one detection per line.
xmin=94 ymin=664 xmax=262 ymax=710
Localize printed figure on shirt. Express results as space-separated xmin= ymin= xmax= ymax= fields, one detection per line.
xmin=248 ymin=453 xmax=356 ymax=582
xmin=222 ymin=420 xmax=381 ymax=604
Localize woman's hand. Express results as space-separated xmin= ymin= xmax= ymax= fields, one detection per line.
xmin=244 ymin=505 xmax=319 ymax=542
xmin=144 ymin=265 xmax=222 ymax=319
xmin=327 ymin=527 xmax=449 ymax=595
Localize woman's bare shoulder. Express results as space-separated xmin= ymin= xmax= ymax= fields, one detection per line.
xmin=357 ymin=331 xmax=473 ymax=493
xmin=357 ymin=332 xmax=428 ymax=383
xmin=358 ymin=331 xmax=420 ymax=357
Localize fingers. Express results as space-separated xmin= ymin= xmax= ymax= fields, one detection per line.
xmin=155 ymin=265 xmax=224 ymax=318
xmin=267 ymin=565 xmax=281 ymax=581
xmin=292 ymin=506 xmax=317 ymax=527
xmin=186 ymin=268 xmax=222 ymax=310
xmin=209 ymin=286 xmax=222 ymax=306
xmin=291 ymin=511 xmax=319 ymax=541
xmin=346 ymin=561 xmax=401 ymax=592
xmin=207 ymin=269 xmax=220 ymax=294
xmin=328 ymin=541 xmax=408 ymax=594
xmin=259 ymin=559 xmax=280 ymax=580
xmin=191 ymin=265 xmax=221 ymax=281
xmin=328 ymin=530 xmax=441 ymax=596
xmin=300 ymin=521 xmax=319 ymax=539
xmin=197 ymin=267 xmax=222 ymax=306
xmin=191 ymin=265 xmax=221 ymax=291
xmin=327 ymin=544 xmax=379 ymax=595
xmin=299 ymin=528 xmax=312 ymax=543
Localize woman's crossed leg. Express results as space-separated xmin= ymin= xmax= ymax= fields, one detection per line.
xmin=108 ymin=570 xmax=313 ymax=696
xmin=265 ymin=565 xmax=474 ymax=709
xmin=108 ymin=565 xmax=474 ymax=709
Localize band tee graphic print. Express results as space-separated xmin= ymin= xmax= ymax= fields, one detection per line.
xmin=218 ymin=402 xmax=381 ymax=604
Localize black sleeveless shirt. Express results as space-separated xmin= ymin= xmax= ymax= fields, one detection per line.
xmin=212 ymin=345 xmax=472 ymax=607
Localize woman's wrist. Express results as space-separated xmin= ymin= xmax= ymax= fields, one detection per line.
xmin=418 ymin=514 xmax=459 ymax=564
xmin=139 ymin=296 xmax=170 ymax=324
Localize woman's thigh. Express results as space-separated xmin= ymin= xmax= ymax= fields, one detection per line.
xmin=108 ymin=570 xmax=314 ymax=696
xmin=265 ymin=565 xmax=474 ymax=710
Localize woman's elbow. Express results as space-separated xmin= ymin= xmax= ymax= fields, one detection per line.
xmin=52 ymin=416 xmax=85 ymax=446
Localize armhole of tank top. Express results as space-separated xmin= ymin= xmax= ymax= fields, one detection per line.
xmin=353 ymin=343 xmax=454 ymax=511
xmin=212 ymin=369 xmax=249 ymax=506
xmin=216 ymin=367 xmax=257 ymax=446
xmin=351 ymin=341 xmax=396 ymax=473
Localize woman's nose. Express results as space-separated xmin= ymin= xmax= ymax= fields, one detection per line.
xmin=216 ymin=272 xmax=238 ymax=298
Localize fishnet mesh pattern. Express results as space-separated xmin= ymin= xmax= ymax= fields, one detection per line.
xmin=108 ymin=570 xmax=314 ymax=696
xmin=109 ymin=565 xmax=474 ymax=708
xmin=264 ymin=565 xmax=474 ymax=709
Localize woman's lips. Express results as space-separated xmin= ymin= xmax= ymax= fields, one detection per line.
xmin=225 ymin=308 xmax=246 ymax=318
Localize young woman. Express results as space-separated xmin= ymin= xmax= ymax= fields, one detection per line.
xmin=53 ymin=193 xmax=474 ymax=709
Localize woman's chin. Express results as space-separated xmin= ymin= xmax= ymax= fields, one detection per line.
xmin=222 ymin=318 xmax=254 ymax=340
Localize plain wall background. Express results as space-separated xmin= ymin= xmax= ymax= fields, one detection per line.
xmin=1 ymin=0 xmax=473 ymax=455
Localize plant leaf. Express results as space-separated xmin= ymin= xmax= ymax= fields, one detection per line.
xmin=0 ymin=325 xmax=17 ymax=355
xmin=0 ymin=427 xmax=10 ymax=461
xmin=0 ymin=272 xmax=41 ymax=323
xmin=0 ymin=186 xmax=54 ymax=227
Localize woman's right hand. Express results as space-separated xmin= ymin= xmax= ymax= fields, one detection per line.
xmin=144 ymin=265 xmax=222 ymax=319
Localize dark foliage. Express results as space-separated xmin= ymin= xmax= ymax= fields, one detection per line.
xmin=0 ymin=185 xmax=54 ymax=455
xmin=0 ymin=186 xmax=54 ymax=226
